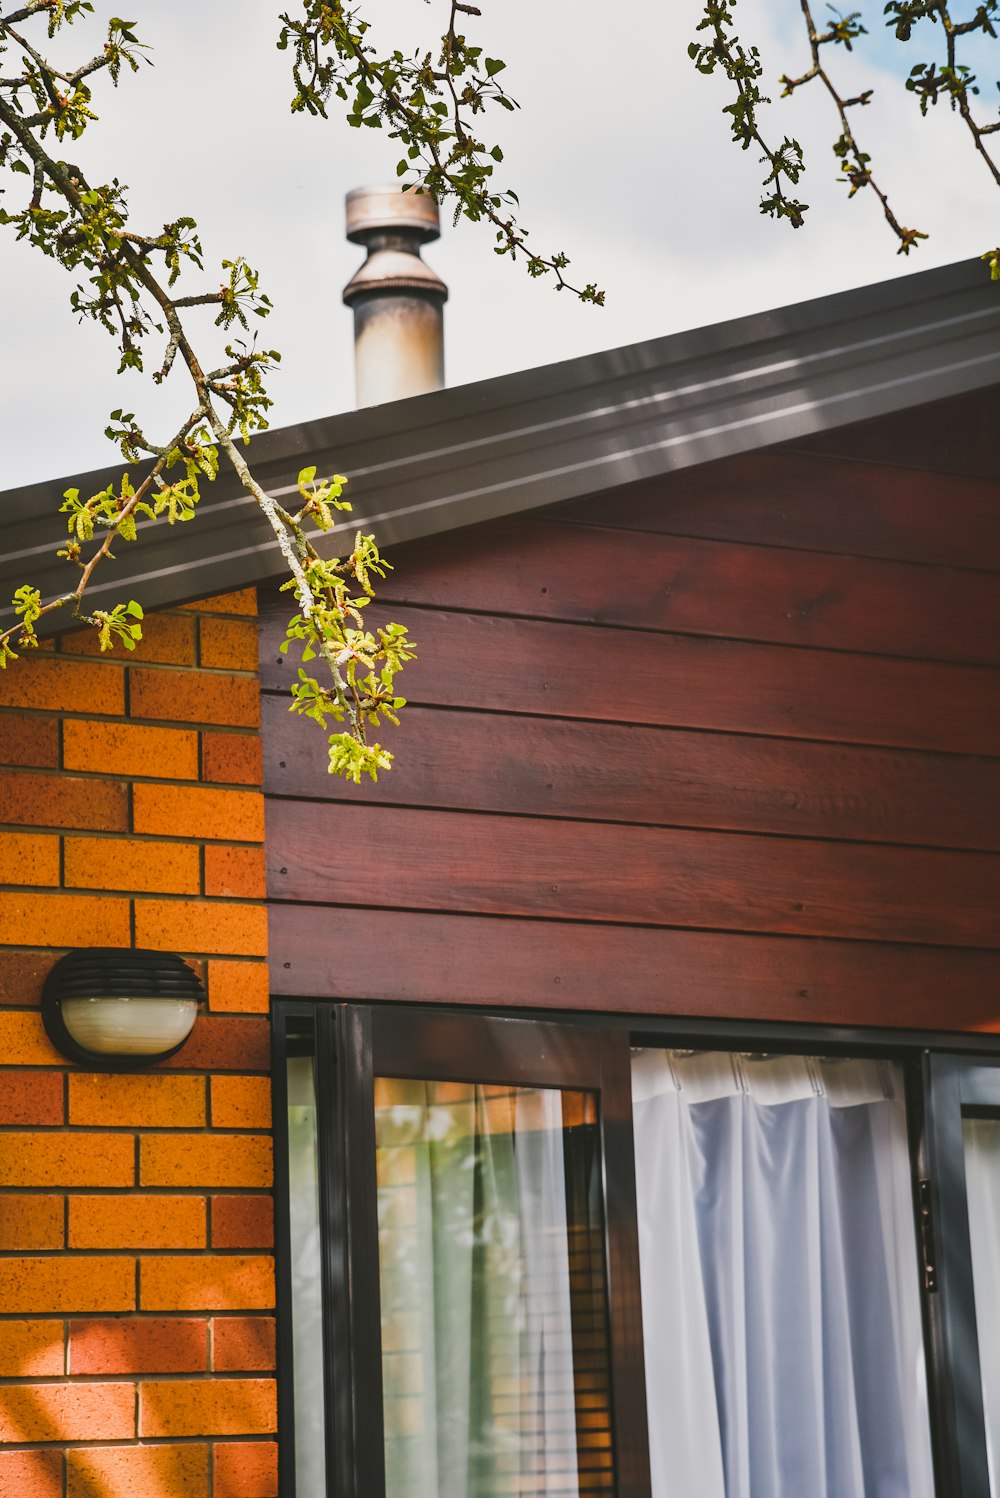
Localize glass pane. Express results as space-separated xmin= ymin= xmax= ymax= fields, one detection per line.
xmin=286 ymin=1052 xmax=328 ymax=1498
xmin=963 ymin=1117 xmax=1000 ymax=1492
xmin=374 ymin=1077 xmax=614 ymax=1498
xmin=631 ymin=1050 xmax=934 ymax=1498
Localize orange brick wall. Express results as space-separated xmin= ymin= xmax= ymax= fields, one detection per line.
xmin=0 ymin=589 xmax=277 ymax=1498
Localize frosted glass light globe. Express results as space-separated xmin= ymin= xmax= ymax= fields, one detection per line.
xmin=60 ymin=995 xmax=199 ymax=1056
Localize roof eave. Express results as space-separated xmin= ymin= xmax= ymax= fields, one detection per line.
xmin=3 ymin=257 xmax=999 ymax=632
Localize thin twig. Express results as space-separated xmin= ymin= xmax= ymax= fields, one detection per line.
xmin=783 ymin=0 xmax=925 ymax=252
xmin=934 ymin=1 xmax=1000 ymax=188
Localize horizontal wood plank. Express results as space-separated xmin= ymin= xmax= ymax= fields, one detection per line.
xmin=266 ymin=802 xmax=1000 ymax=948
xmin=260 ymin=600 xmax=1000 ymax=757
xmin=374 ymin=517 xmax=1000 ymax=665
xmin=268 ymin=905 xmax=1000 ymax=1032
xmin=785 ymin=386 xmax=1000 ymax=487
xmin=263 ymin=697 xmax=1000 ymax=852
xmin=540 ymin=451 xmax=1000 ymax=571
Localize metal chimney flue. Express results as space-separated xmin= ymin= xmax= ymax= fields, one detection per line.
xmin=343 ymin=185 xmax=448 ymax=407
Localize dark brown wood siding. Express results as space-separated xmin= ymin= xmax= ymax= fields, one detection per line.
xmin=263 ymin=448 xmax=1000 ymax=1032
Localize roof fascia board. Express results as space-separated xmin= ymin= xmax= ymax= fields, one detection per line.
xmin=3 ymin=258 xmax=999 ymax=631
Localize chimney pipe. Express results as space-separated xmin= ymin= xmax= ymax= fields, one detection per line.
xmin=343 ymin=185 xmax=448 ymax=407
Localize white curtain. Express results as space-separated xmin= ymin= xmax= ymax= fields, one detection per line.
xmin=631 ymin=1050 xmax=935 ymax=1498
xmin=963 ymin=1118 xmax=1000 ymax=1493
xmin=375 ymin=1080 xmax=582 ymax=1498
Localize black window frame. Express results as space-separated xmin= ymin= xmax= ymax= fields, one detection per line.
xmin=273 ymin=1000 xmax=1000 ymax=1498
xmin=922 ymin=1053 xmax=1000 ymax=1498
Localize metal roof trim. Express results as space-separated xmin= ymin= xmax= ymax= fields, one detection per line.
xmin=2 ymin=257 xmax=999 ymax=631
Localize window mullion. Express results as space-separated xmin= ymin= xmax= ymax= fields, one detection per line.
xmin=923 ymin=1052 xmax=992 ymax=1498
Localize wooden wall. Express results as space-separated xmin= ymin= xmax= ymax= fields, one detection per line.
xmin=262 ymin=447 xmax=1000 ymax=1032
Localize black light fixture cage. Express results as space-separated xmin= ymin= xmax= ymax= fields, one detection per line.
xmin=41 ymin=947 xmax=205 ymax=1070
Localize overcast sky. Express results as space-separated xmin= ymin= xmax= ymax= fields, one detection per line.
xmin=2 ymin=0 xmax=998 ymax=490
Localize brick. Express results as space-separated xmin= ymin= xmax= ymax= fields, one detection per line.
xmin=70 ymin=1194 xmax=206 ymax=1250
xmin=0 ymin=893 xmax=130 ymax=950
xmin=134 ymin=899 xmax=268 ymax=958
xmin=69 ymin=1072 xmax=205 ymax=1128
xmin=0 ymin=831 xmax=60 ymax=886
xmin=63 ymin=718 xmax=199 ymax=780
xmin=161 ymin=1015 xmax=270 ymax=1072
xmin=67 ymin=1444 xmax=209 ymax=1498
xmin=0 ymin=950 xmax=58 ymax=1007
xmin=62 ymin=612 xmax=195 ymax=665
xmin=133 ymin=783 xmax=264 ymax=842
xmin=141 ymin=1133 xmax=272 ymax=1188
xmin=0 ymin=715 xmax=59 ymax=771
xmin=0 ymin=712 xmax=59 ymax=767
xmin=69 ymin=1316 xmax=208 ymax=1374
xmin=0 ymin=656 xmax=124 ymax=715
xmin=207 ymin=960 xmax=269 ymax=1014
xmin=0 ymin=1012 xmax=63 ymax=1064
xmin=131 ymin=669 xmax=259 ymax=728
xmin=212 ymin=1316 xmax=275 ymax=1372
xmin=0 ymin=1383 xmax=134 ymax=1442
xmin=199 ymin=617 xmax=259 ymax=672
xmin=140 ymin=1255 xmax=274 ymax=1313
xmin=0 ymin=769 xmax=128 ymax=831
xmin=211 ymin=1196 xmax=274 ymax=1250
xmin=211 ymin=1076 xmax=271 ymax=1129
xmin=0 ymin=1131 xmax=134 ymax=1187
xmin=0 ymin=1320 xmax=64 ymax=1377
xmin=213 ymin=1441 xmax=277 ymax=1498
xmin=204 ymin=843 xmax=266 ymax=899
xmin=140 ymin=1377 xmax=275 ymax=1438
xmin=201 ymin=731 xmax=263 ymax=786
xmin=0 ymin=1449 xmax=62 ymax=1498
xmin=0 ymin=1070 xmax=64 ymax=1125
xmin=0 ymin=1256 xmax=135 ymax=1314
xmin=0 ymin=1194 xmax=64 ymax=1250
xmin=64 ymin=835 xmax=201 ymax=895
xmin=182 ymin=588 xmax=257 ymax=616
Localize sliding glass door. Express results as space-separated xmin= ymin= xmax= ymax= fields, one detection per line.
xmin=275 ymin=1007 xmax=987 ymax=1497
xmin=275 ymin=1005 xmax=651 ymax=1498
xmin=367 ymin=1009 xmax=651 ymax=1498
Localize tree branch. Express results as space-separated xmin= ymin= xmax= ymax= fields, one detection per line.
xmin=690 ymin=0 xmax=809 ymax=228
xmin=278 ymin=1 xmax=605 ymax=302
xmin=0 ymin=7 xmax=410 ymax=780
xmin=781 ymin=0 xmax=926 ymax=253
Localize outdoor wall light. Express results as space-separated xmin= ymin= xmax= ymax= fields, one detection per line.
xmin=42 ymin=948 xmax=204 ymax=1069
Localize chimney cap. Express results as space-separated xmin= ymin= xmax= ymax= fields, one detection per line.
xmin=343 ymin=248 xmax=448 ymax=307
xmin=345 ymin=184 xmax=441 ymax=245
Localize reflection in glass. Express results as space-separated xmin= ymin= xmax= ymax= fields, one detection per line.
xmin=964 ymin=1117 xmax=1000 ymax=1492
xmin=374 ymin=1078 xmax=613 ymax=1498
xmin=286 ymin=1053 xmax=328 ymax=1498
